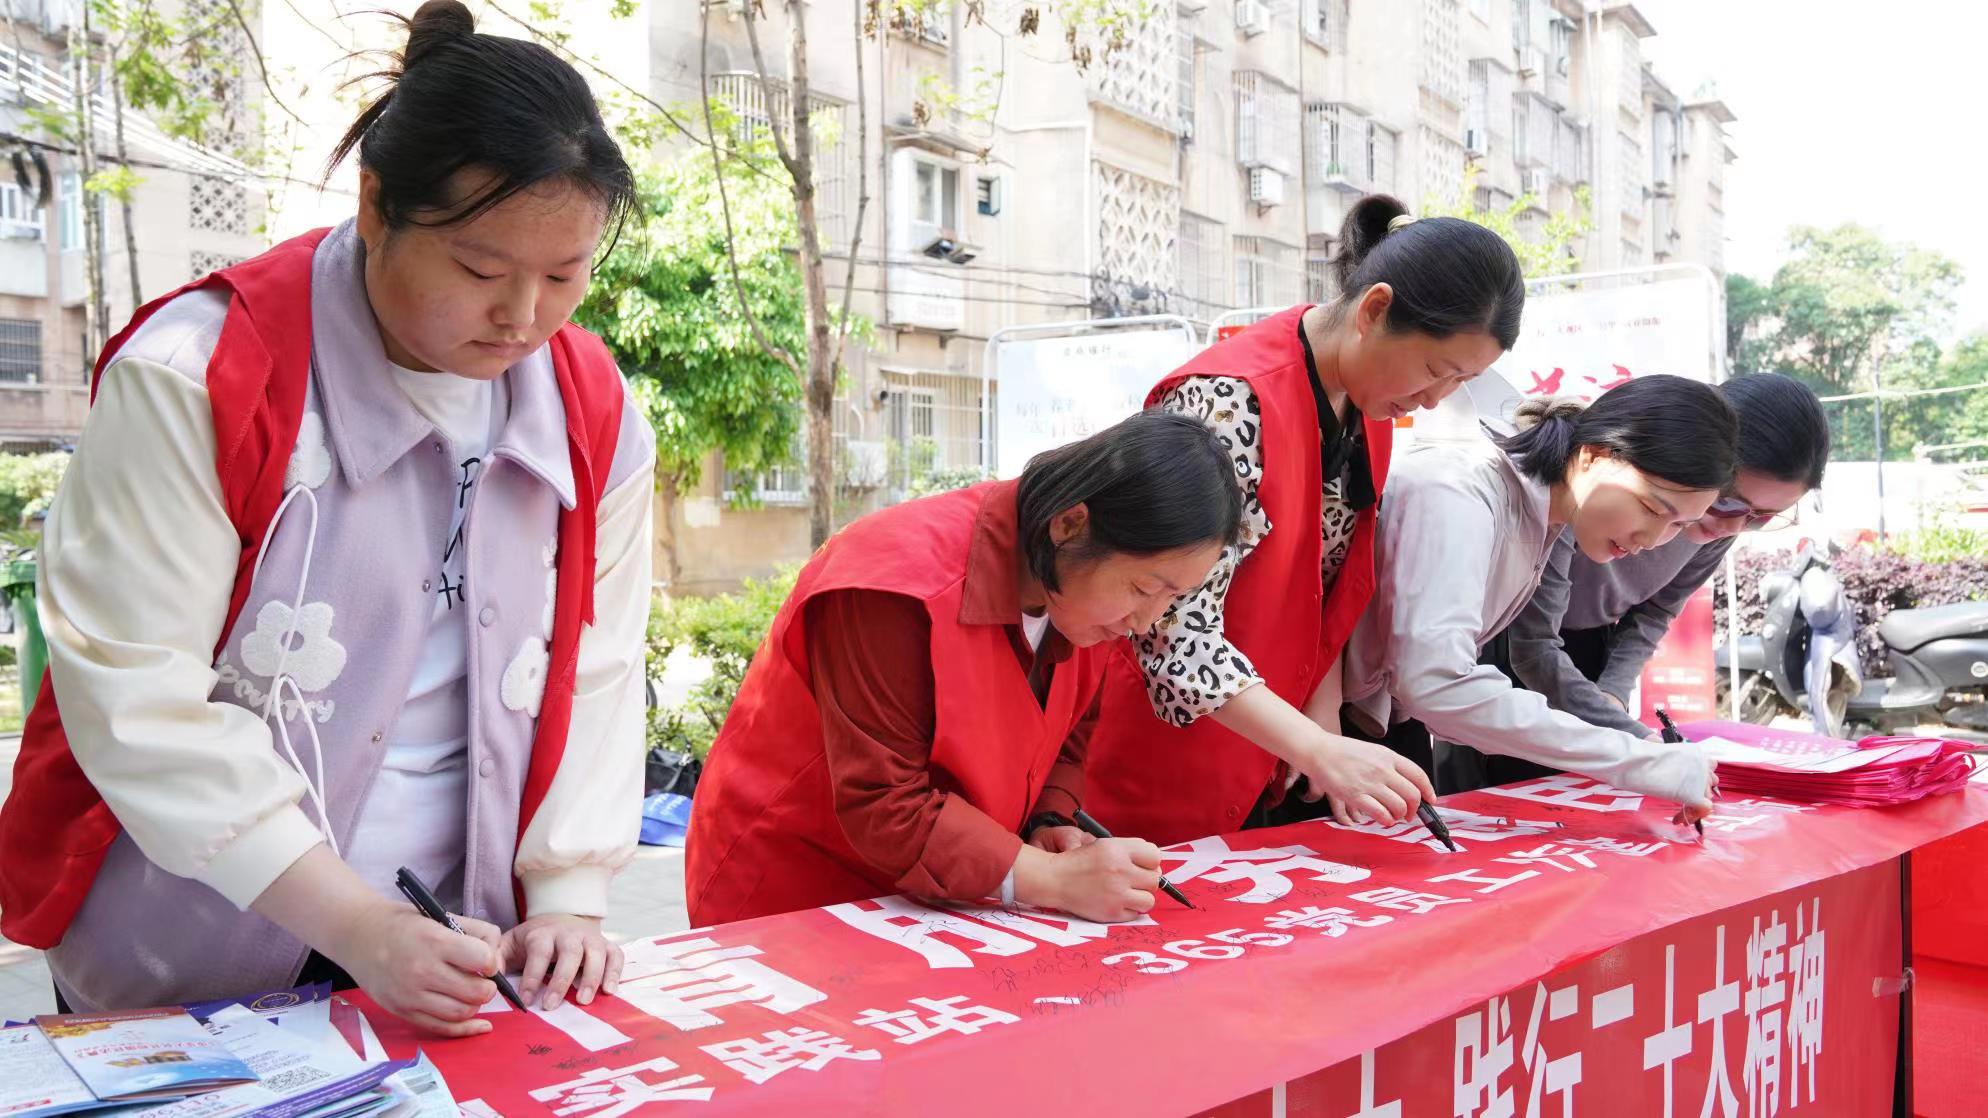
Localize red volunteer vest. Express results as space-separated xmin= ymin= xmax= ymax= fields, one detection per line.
xmin=685 ymin=481 xmax=1105 ymax=928
xmin=0 ymin=229 xmax=626 ymax=948
xmin=1083 ymin=305 xmax=1394 ymax=846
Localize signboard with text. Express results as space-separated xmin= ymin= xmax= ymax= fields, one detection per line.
xmin=360 ymin=765 xmax=1986 ymax=1116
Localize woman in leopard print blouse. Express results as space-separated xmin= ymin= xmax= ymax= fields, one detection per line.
xmin=1084 ymin=195 xmax=1528 ymax=846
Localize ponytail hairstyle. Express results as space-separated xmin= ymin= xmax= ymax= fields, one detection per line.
xmin=1329 ymin=194 xmax=1527 ymax=349
xmin=327 ymin=0 xmax=635 ymax=248
xmin=1017 ymin=409 xmax=1243 ymax=593
xmin=1497 ymin=374 xmax=1739 ymax=491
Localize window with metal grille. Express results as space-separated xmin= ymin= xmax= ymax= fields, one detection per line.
xmin=1305 ymin=236 xmax=1332 ymax=304
xmin=1176 ymin=212 xmax=1226 ymax=318
xmin=1554 ymin=116 xmax=1588 ymax=183
xmin=1235 ymin=72 xmax=1299 ymax=176
xmin=1617 ymin=130 xmax=1645 ymax=216
xmin=882 ymin=370 xmax=986 ymax=498
xmin=708 ymin=71 xmax=852 ymax=249
xmin=1370 ymin=122 xmax=1399 ymax=193
xmin=725 ymin=398 xmax=852 ymax=506
xmin=57 ymin=172 xmax=82 ymax=251
xmin=1304 ymin=0 xmax=1348 ymax=50
xmin=0 ymin=318 xmax=42 ymax=384
xmin=1307 ymin=105 xmax=1396 ymax=193
xmin=1233 ymin=236 xmax=1299 ymax=309
xmin=0 ymin=182 xmax=44 ymax=239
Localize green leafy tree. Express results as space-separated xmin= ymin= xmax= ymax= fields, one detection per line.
xmin=1420 ymin=163 xmax=1593 ymax=279
xmin=573 ymin=137 xmax=828 ymax=583
xmin=1727 ymin=224 xmax=1965 ymax=460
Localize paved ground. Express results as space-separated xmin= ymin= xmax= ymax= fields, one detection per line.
xmin=0 ymin=728 xmax=693 ymax=1021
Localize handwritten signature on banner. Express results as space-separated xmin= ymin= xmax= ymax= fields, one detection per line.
xmin=358 ymin=771 xmax=1949 ymax=1117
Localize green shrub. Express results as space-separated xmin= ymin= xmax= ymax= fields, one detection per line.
xmin=645 ymin=567 xmax=799 ymax=759
xmin=0 ymin=453 xmax=69 ymax=530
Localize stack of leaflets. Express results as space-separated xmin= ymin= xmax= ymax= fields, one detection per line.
xmin=0 ymin=986 xmax=456 ymax=1118
xmin=1681 ymin=719 xmax=1980 ymax=806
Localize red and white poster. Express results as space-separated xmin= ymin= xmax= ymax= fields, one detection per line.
xmin=358 ymin=767 xmax=1988 ymax=1116
xmin=1641 ymin=583 xmax=1721 ymax=726
xmin=1494 ymin=275 xmax=1720 ymax=403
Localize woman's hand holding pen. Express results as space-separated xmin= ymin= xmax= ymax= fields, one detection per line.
xmin=252 ymin=845 xmax=503 ymax=1038
xmin=338 ymin=901 xmax=506 ymax=1037
xmin=1013 ymin=838 xmax=1160 ymax=923
xmin=1672 ymin=772 xmax=1720 ymax=830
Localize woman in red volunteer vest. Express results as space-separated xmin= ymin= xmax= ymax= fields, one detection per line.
xmin=1085 ymin=195 xmax=1527 ymax=845
xmin=0 ymin=2 xmax=649 ymax=1033
xmin=687 ymin=410 xmax=1243 ymax=927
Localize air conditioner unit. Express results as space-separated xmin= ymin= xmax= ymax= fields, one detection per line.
xmin=1236 ymin=0 xmax=1270 ymax=38
xmin=1520 ymin=167 xmax=1551 ymax=196
xmin=1249 ymin=166 xmax=1286 ymax=207
xmin=1518 ymin=46 xmax=1546 ymax=78
xmin=1464 ymin=127 xmax=1489 ymax=157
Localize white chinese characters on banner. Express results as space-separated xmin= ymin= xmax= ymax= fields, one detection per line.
xmin=1159 ymin=835 xmax=1372 ymax=903
xmin=826 ymin=896 xmax=1157 ymax=970
xmin=1786 ymin=900 xmax=1825 ymax=1106
xmin=1454 ymin=993 xmax=1517 ymax=1118
xmin=1699 ymin=925 xmax=1744 ymax=1117
xmin=1744 ymin=912 xmax=1789 ymax=1117
xmin=698 ymin=1028 xmax=880 ymax=1085
xmin=853 ymin=996 xmax=1021 ymax=1045
xmin=1482 ymin=775 xmax=1646 ymax=813
xmin=613 ymin=936 xmax=826 ymax=1032
xmin=1429 ymin=867 xmax=1542 ymax=896
xmin=528 ymin=1057 xmax=714 ymax=1117
xmin=1264 ymin=906 xmax=1394 ymax=937
xmin=1348 ymin=887 xmax=1471 ymax=915
xmin=825 ymin=896 xmax=1053 ymax=970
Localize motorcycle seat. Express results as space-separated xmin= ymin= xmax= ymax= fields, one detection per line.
xmin=1879 ymin=600 xmax=1988 ymax=652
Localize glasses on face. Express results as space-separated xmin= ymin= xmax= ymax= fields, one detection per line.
xmin=1703 ymin=495 xmax=1799 ymax=532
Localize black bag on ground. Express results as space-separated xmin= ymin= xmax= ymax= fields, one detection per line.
xmin=645 ymin=748 xmax=703 ymax=798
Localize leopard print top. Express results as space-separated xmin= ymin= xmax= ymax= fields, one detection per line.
xmin=1135 ymin=375 xmax=1362 ymax=726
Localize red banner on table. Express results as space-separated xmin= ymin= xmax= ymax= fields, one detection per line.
xmin=1202 ymin=858 xmax=1901 ymax=1117
xmin=361 ymin=764 xmax=1988 ymax=1117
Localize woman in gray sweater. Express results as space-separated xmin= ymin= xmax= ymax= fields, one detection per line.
xmin=1336 ymin=376 xmax=1736 ymax=826
xmin=1449 ymin=374 xmax=1831 ymax=789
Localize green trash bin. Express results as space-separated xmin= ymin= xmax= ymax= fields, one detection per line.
xmin=5 ymin=556 xmax=44 ymax=718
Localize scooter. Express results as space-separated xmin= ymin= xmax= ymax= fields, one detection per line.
xmin=1716 ymin=543 xmax=1988 ymax=741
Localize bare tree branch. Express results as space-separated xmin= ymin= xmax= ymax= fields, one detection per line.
xmin=484 ymin=0 xmax=726 ymax=161
xmin=738 ymin=0 xmax=801 ymax=181
xmin=828 ymin=0 xmax=872 ymax=375
xmin=701 ymin=1 xmax=800 ymax=377
xmin=221 ymin=0 xmax=307 ymax=128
